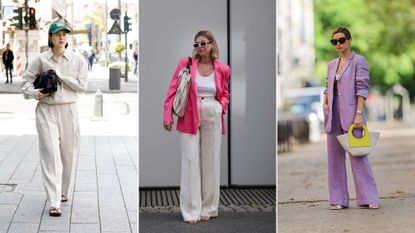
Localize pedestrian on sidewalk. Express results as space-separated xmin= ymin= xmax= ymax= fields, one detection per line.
xmin=163 ymin=30 xmax=230 ymax=224
xmin=21 ymin=22 xmax=88 ymax=217
xmin=133 ymin=47 xmax=138 ymax=76
xmin=2 ymin=43 xmax=14 ymax=84
xmin=323 ymin=26 xmax=380 ymax=210
xmin=87 ymin=50 xmax=95 ymax=71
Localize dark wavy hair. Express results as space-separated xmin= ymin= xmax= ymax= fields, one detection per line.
xmin=332 ymin=27 xmax=352 ymax=39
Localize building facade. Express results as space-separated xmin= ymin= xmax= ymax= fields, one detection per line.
xmin=277 ymin=0 xmax=315 ymax=108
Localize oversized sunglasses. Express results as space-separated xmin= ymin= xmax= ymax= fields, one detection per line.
xmin=193 ymin=41 xmax=212 ymax=48
xmin=330 ymin=37 xmax=347 ymax=46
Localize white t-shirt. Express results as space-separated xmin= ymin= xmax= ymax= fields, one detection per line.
xmin=196 ymin=71 xmax=216 ymax=96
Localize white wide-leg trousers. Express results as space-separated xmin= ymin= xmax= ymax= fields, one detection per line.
xmin=36 ymin=102 xmax=80 ymax=208
xmin=179 ymin=96 xmax=222 ymax=222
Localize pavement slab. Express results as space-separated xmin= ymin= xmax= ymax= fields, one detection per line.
xmin=7 ymin=223 xmax=39 ymax=233
xmin=0 ymin=68 xmax=138 ymax=232
xmin=279 ymin=122 xmax=415 ymax=233
xmin=0 ymin=135 xmax=137 ymax=233
xmin=139 ymin=212 xmax=276 ymax=233
xmin=279 ymin=198 xmax=415 ymax=233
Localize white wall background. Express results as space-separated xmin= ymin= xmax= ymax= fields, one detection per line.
xmin=139 ymin=0 xmax=228 ymax=187
xmin=230 ymin=0 xmax=276 ymax=185
xmin=140 ymin=0 xmax=275 ymax=187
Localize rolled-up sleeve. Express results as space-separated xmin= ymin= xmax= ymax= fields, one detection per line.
xmin=55 ymin=54 xmax=88 ymax=93
xmin=21 ymin=57 xmax=41 ymax=99
xmin=355 ymin=58 xmax=370 ymax=99
xmin=323 ymin=63 xmax=330 ymax=94
xmin=21 ymin=49 xmax=88 ymax=104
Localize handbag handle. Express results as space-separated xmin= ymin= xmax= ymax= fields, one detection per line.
xmin=186 ymin=57 xmax=192 ymax=74
xmin=348 ymin=124 xmax=371 ymax=148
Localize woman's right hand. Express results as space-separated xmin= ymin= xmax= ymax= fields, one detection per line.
xmin=323 ymin=104 xmax=329 ymax=114
xmin=163 ymin=122 xmax=173 ymax=131
xmin=38 ymin=91 xmax=50 ymax=99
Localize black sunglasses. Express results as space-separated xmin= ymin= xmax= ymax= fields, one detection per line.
xmin=193 ymin=41 xmax=211 ymax=48
xmin=330 ymin=37 xmax=348 ymax=46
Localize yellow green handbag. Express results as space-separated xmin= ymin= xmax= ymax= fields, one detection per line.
xmin=336 ymin=124 xmax=380 ymax=156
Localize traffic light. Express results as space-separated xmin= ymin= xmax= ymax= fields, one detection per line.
xmin=29 ymin=7 xmax=36 ymax=29
xmin=123 ymin=15 xmax=132 ymax=33
xmin=12 ymin=7 xmax=23 ymax=30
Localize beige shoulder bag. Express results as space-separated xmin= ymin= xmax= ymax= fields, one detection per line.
xmin=173 ymin=57 xmax=192 ymax=117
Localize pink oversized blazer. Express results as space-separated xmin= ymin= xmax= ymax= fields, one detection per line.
xmin=163 ymin=57 xmax=231 ymax=135
xmin=323 ymin=51 xmax=369 ymax=133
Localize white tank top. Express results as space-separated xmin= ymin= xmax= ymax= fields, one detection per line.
xmin=196 ymin=71 xmax=216 ymax=96
xmin=335 ymin=74 xmax=340 ymax=81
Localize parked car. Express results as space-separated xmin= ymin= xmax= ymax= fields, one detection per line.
xmin=281 ymin=86 xmax=325 ymax=142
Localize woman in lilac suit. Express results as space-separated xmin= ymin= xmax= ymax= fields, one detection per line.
xmin=323 ymin=27 xmax=380 ymax=210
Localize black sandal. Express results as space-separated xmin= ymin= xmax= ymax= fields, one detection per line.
xmin=49 ymin=207 xmax=61 ymax=217
xmin=61 ymin=195 xmax=68 ymax=202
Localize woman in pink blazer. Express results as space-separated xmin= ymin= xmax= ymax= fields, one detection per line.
xmin=163 ymin=30 xmax=230 ymax=224
xmin=323 ymin=27 xmax=380 ymax=210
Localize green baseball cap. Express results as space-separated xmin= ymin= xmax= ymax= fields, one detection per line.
xmin=48 ymin=22 xmax=72 ymax=34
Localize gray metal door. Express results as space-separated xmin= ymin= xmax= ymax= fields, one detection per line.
xmin=140 ymin=0 xmax=276 ymax=187
xmin=229 ymin=0 xmax=276 ymax=185
xmin=139 ymin=0 xmax=228 ymax=187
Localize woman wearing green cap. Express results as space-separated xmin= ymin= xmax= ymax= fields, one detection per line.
xmin=21 ymin=21 xmax=87 ymax=217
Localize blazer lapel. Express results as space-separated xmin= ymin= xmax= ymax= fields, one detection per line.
xmin=213 ymin=60 xmax=222 ymax=96
xmin=328 ymin=59 xmax=339 ymax=85
xmin=339 ymin=60 xmax=351 ymax=80
xmin=191 ymin=58 xmax=199 ymax=96
xmin=338 ymin=51 xmax=355 ymax=80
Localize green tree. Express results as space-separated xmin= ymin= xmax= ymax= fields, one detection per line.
xmin=82 ymin=3 xmax=105 ymax=49
xmin=314 ymin=0 xmax=415 ymax=99
xmin=115 ymin=42 xmax=125 ymax=59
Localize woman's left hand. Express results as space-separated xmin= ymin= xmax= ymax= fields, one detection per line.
xmin=354 ymin=114 xmax=363 ymax=128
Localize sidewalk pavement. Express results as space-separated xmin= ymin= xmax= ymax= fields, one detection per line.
xmin=0 ymin=135 xmax=137 ymax=233
xmin=140 ymin=199 xmax=276 ymax=233
xmin=139 ymin=187 xmax=276 ymax=232
xmin=279 ymin=121 xmax=415 ymax=233
xmin=0 ymin=92 xmax=137 ymax=232
xmin=0 ymin=65 xmax=137 ymax=94
xmin=140 ymin=212 xmax=276 ymax=233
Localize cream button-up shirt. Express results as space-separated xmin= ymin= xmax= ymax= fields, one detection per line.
xmin=22 ymin=48 xmax=88 ymax=104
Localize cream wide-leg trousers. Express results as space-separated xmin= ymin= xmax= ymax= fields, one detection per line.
xmin=36 ymin=102 xmax=80 ymax=208
xmin=179 ymin=96 xmax=222 ymax=222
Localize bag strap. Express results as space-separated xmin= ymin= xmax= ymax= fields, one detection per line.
xmin=186 ymin=57 xmax=192 ymax=74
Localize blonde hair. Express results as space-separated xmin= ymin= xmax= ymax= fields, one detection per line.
xmin=192 ymin=30 xmax=219 ymax=60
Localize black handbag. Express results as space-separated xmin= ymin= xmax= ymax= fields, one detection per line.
xmin=34 ymin=69 xmax=58 ymax=94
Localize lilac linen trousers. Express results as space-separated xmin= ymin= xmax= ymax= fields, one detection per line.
xmin=327 ymin=93 xmax=380 ymax=207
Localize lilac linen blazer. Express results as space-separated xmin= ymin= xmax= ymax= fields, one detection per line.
xmin=163 ymin=57 xmax=230 ymax=135
xmin=323 ymin=51 xmax=369 ymax=133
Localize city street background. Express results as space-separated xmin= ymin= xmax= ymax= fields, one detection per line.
xmin=0 ymin=63 xmax=138 ymax=233
xmin=0 ymin=65 xmax=137 ymax=136
xmin=279 ymin=122 xmax=415 ymax=233
xmin=278 ymin=1 xmax=415 ymax=232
